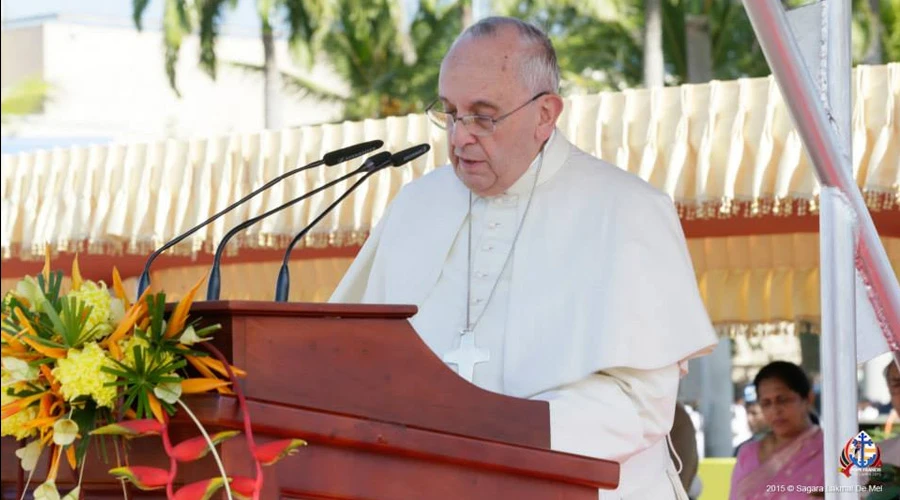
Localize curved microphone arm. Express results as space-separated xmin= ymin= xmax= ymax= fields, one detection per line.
xmin=136 ymin=139 xmax=384 ymax=296
xmin=273 ymin=169 xmax=382 ymax=302
xmin=273 ymin=143 xmax=430 ymax=302
xmin=136 ymin=159 xmax=326 ymax=296
xmin=205 ymin=167 xmax=368 ymax=300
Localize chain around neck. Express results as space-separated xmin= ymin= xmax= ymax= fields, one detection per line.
xmin=464 ymin=151 xmax=546 ymax=333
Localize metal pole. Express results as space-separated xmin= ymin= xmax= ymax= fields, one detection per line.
xmin=820 ymin=188 xmax=859 ymax=499
xmin=820 ymin=2 xmax=858 ymax=498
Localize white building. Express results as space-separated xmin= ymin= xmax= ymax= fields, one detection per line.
xmin=1 ymin=11 xmax=344 ymax=151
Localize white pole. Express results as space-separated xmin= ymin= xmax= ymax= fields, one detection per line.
xmin=821 ymin=2 xmax=859 ymax=498
xmin=820 ymin=188 xmax=860 ymax=499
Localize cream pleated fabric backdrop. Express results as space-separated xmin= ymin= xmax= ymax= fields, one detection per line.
xmin=2 ymin=64 xmax=898 ymax=332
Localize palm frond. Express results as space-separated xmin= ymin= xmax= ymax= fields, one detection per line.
xmin=132 ymin=0 xmax=152 ymax=30
xmin=198 ymin=0 xmax=232 ymax=79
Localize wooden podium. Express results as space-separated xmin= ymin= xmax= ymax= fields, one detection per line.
xmin=2 ymin=301 xmax=618 ymax=499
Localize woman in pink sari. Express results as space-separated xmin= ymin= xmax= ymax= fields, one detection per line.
xmin=730 ymin=361 xmax=824 ymax=499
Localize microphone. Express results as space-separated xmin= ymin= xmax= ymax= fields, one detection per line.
xmin=205 ymin=151 xmax=394 ymax=300
xmin=273 ymin=144 xmax=431 ymax=302
xmin=134 ymin=140 xmax=383 ymax=296
xmin=388 ymin=143 xmax=430 ymax=166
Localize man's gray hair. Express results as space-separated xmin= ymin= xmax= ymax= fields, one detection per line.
xmin=453 ymin=16 xmax=560 ymax=94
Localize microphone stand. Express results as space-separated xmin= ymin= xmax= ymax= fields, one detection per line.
xmin=135 ymin=140 xmax=383 ymax=296
xmin=206 ymin=152 xmax=392 ymax=300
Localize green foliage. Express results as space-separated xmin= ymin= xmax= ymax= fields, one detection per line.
xmin=45 ymin=297 xmax=99 ymax=348
xmin=863 ymin=463 xmax=900 ymax=500
xmin=71 ymin=399 xmax=99 ymax=464
xmin=134 ymin=0 xmax=900 ymax=120
xmin=274 ymin=0 xmax=462 ymax=120
xmin=502 ymin=0 xmax=898 ymax=94
xmin=1 ymin=77 xmax=51 ymax=120
xmin=662 ymin=0 xmax=769 ymax=84
xmin=133 ymin=0 xmax=322 ymax=96
xmin=868 ymin=425 xmax=898 ymax=442
xmin=501 ymin=0 xmax=643 ymax=92
xmin=197 ymin=0 xmax=237 ymax=80
xmin=283 ymin=0 xmax=332 ymax=68
xmin=3 ymin=272 xmax=101 ymax=350
xmin=103 ymin=344 xmax=186 ymax=421
xmin=873 ymin=0 xmax=900 ymax=62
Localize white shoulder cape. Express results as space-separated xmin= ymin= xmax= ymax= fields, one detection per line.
xmin=331 ymin=132 xmax=718 ymax=398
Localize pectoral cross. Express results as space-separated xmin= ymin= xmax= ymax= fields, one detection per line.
xmin=442 ymin=329 xmax=490 ymax=383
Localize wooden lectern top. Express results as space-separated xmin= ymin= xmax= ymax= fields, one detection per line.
xmin=193 ymin=300 xmax=551 ymax=448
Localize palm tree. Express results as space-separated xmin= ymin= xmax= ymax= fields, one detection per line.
xmin=662 ymin=0 xmax=899 ymax=87
xmin=254 ymin=0 xmax=462 ymax=121
xmin=497 ymin=0 xmax=644 ymax=92
xmin=659 ymin=1 xmax=770 ymax=85
xmin=132 ymin=0 xmax=328 ymax=129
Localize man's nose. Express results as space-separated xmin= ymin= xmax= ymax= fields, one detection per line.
xmin=449 ymin=121 xmax=476 ymax=148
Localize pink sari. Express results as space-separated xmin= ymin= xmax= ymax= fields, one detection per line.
xmin=729 ymin=426 xmax=824 ymax=500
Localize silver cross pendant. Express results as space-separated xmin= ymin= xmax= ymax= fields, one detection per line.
xmin=442 ymin=329 xmax=490 ymax=383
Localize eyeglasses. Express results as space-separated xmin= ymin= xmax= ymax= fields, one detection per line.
xmin=425 ymin=91 xmax=550 ymax=137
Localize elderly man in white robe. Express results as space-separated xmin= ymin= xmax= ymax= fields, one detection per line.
xmin=331 ymin=16 xmax=717 ymax=500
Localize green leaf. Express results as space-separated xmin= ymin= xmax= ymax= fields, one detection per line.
xmin=132 ymin=0 xmax=152 ymax=30
xmin=71 ymin=401 xmax=99 ymax=464
xmin=40 ymin=296 xmax=67 ymax=339
xmin=20 ymin=333 xmax=67 ymax=350
xmin=147 ymin=294 xmax=166 ymax=342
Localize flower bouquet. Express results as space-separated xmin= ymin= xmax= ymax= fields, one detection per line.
xmin=1 ymin=254 xmax=305 ymax=499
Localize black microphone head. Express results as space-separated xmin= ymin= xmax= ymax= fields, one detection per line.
xmin=323 ymin=140 xmax=384 ymax=166
xmin=390 ymin=144 xmax=431 ymax=167
xmin=360 ymin=151 xmax=393 ymax=171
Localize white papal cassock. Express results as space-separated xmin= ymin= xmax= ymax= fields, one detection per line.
xmin=330 ymin=130 xmax=717 ymax=499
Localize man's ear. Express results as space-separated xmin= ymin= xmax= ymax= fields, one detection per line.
xmin=536 ymin=94 xmax=564 ymax=141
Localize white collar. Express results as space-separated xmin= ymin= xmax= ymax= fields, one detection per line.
xmin=478 ymin=129 xmax=568 ymax=199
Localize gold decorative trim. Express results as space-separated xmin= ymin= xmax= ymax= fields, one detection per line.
xmin=715 ymin=319 xmax=821 ymax=338
xmin=675 ymin=189 xmax=899 ymax=220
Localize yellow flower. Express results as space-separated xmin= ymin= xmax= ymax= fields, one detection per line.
xmin=67 ymin=281 xmax=115 ymax=340
xmin=120 ymin=336 xmax=172 ymax=370
xmin=0 ymin=372 xmax=39 ymax=440
xmin=51 ymin=342 xmax=117 ymax=408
